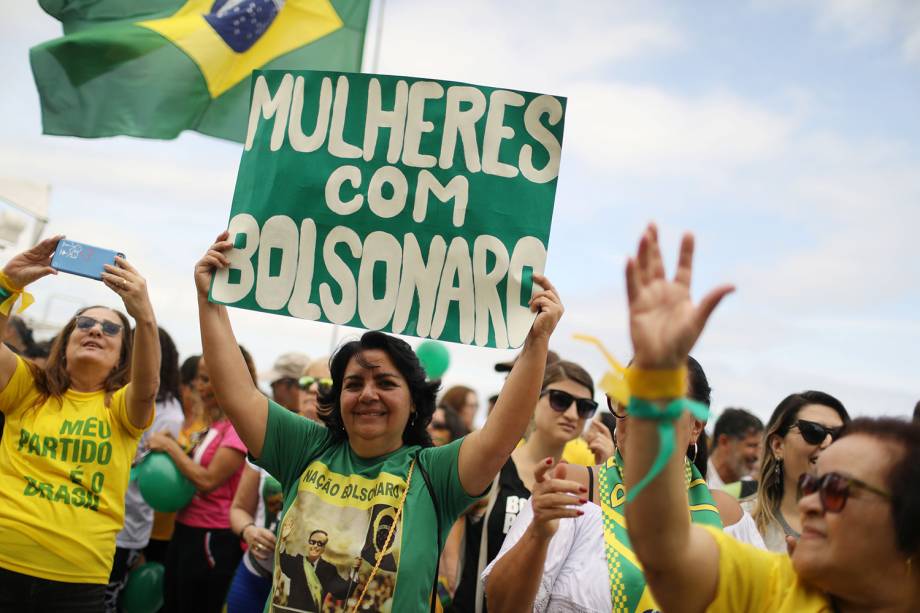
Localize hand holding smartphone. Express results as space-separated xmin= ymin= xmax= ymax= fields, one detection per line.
xmin=51 ymin=240 xmax=125 ymax=281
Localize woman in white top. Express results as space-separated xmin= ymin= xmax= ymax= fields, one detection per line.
xmin=483 ymin=357 xmax=765 ymax=612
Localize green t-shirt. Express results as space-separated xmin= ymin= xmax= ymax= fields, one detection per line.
xmin=255 ymin=400 xmax=479 ymax=613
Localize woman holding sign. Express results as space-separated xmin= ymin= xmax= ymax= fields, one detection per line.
xmin=195 ymin=230 xmax=563 ymax=612
xmin=0 ymin=236 xmax=160 ymax=611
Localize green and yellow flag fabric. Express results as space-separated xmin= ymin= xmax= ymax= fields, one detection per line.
xmin=598 ymin=452 xmax=722 ymax=613
xmin=29 ymin=0 xmax=370 ymax=142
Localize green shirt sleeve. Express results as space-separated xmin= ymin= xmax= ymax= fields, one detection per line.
xmin=418 ymin=436 xmax=482 ymax=526
xmin=253 ymin=399 xmax=334 ymax=491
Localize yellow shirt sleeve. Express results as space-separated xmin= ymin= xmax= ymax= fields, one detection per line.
xmin=0 ymin=356 xmax=41 ymax=417
xmin=562 ymin=437 xmax=595 ymax=467
xmin=703 ymin=526 xmax=833 ymax=613
xmin=108 ymin=384 xmax=152 ymax=439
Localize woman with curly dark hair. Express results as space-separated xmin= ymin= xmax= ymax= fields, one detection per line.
xmin=194 ymin=231 xmax=563 ymax=612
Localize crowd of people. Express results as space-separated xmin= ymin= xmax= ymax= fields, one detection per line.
xmin=0 ymin=227 xmax=916 ymax=613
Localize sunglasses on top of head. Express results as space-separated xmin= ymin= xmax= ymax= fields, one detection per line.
xmin=797 ymin=471 xmax=890 ymax=513
xmin=75 ymin=315 xmax=122 ymax=337
xmin=298 ymin=376 xmax=333 ymax=391
xmin=541 ymin=389 xmax=598 ymax=419
xmin=793 ymin=419 xmax=842 ymax=445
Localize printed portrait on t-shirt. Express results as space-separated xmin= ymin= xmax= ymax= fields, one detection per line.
xmin=271 ymin=460 xmax=405 ymax=613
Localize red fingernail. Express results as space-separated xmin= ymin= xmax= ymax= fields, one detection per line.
xmin=578 ymin=498 xmax=587 ymax=504
xmin=576 ymin=510 xmax=584 ymax=516
xmin=578 ymin=486 xmax=587 ymax=493
xmin=545 ymin=458 xmax=553 ymax=465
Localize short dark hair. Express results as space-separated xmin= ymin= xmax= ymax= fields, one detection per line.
xmin=308 ymin=529 xmax=329 ymax=542
xmin=319 ymin=331 xmax=439 ymax=447
xmin=713 ymin=408 xmax=764 ymax=442
xmin=542 ymin=360 xmax=595 ymax=398
xmin=180 ymin=355 xmax=200 ymax=387
xmin=841 ymin=417 xmax=920 ymax=556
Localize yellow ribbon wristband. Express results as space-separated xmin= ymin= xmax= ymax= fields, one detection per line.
xmin=0 ymin=272 xmax=35 ymax=316
xmin=625 ymin=365 xmax=687 ymax=400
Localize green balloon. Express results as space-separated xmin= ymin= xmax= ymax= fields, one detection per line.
xmin=121 ymin=562 xmax=164 ymax=613
xmin=416 ymin=340 xmax=450 ymax=380
xmin=136 ymin=452 xmax=196 ymax=513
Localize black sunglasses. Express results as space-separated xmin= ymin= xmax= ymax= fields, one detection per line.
xmin=797 ymin=472 xmax=890 ymax=513
xmin=298 ymin=376 xmax=333 ymax=391
xmin=793 ymin=419 xmax=842 ymax=445
xmin=606 ymin=394 xmax=627 ymax=419
xmin=75 ymin=315 xmax=122 ymax=337
xmin=541 ymin=389 xmax=598 ymax=419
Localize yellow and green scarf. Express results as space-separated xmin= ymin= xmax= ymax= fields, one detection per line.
xmin=598 ymin=452 xmax=722 ymax=613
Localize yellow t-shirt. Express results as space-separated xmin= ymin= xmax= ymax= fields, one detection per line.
xmin=0 ymin=357 xmax=150 ymax=584
xmin=704 ymin=526 xmax=833 ymax=612
xmin=562 ymin=437 xmax=595 ymax=466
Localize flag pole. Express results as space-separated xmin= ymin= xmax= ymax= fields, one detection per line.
xmin=370 ymin=0 xmax=386 ymax=73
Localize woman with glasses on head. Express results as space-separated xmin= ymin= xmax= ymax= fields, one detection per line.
xmin=618 ymin=223 xmax=919 ymax=612
xmin=452 ymin=360 xmax=596 ymax=613
xmin=747 ymin=391 xmax=850 ymax=552
xmin=0 ymin=237 xmax=160 ymax=611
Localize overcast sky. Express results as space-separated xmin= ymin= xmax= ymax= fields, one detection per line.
xmin=1 ymin=0 xmax=918 ymax=426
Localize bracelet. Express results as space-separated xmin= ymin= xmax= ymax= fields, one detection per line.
xmin=238 ymin=521 xmax=255 ymax=540
xmin=0 ymin=272 xmax=34 ymax=316
xmin=625 ymin=396 xmax=709 ymax=504
xmin=625 ymin=365 xmax=687 ymax=399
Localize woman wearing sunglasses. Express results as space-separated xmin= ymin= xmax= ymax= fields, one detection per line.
xmin=617 ymin=224 xmax=920 ymax=612
xmin=298 ymin=357 xmax=332 ymax=422
xmin=0 ymin=237 xmax=160 ymax=611
xmin=483 ymin=354 xmax=763 ymax=613
xmin=748 ymin=391 xmax=850 ymax=552
xmin=452 ymin=359 xmax=596 ymax=613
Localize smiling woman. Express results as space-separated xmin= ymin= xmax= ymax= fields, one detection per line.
xmin=0 ymin=236 xmax=160 ymax=612
xmin=194 ymin=230 xmax=563 ymax=612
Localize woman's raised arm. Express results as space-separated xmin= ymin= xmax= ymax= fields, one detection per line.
xmin=622 ymin=224 xmax=734 ymax=613
xmin=104 ymin=257 xmax=160 ymax=430
xmin=194 ymin=232 xmax=268 ymax=455
xmin=457 ymin=274 xmax=563 ymax=496
xmin=0 ymin=236 xmax=62 ymax=388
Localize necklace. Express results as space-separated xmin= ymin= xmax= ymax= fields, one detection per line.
xmin=349 ymin=459 xmax=415 ymax=613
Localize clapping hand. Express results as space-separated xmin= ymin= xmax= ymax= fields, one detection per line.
xmin=529 ymin=459 xmax=587 ymax=540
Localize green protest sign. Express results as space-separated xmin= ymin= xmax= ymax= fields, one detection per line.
xmin=211 ymin=70 xmax=566 ymax=349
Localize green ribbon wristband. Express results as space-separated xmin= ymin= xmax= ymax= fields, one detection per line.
xmin=0 ymin=286 xmax=11 ymax=302
xmin=625 ymin=396 xmax=710 ymax=503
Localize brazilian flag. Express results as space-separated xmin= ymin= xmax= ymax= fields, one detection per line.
xmin=29 ymin=0 xmax=370 ymax=142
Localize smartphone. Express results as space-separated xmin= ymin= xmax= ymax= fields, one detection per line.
xmin=50 ymin=240 xmax=124 ymax=281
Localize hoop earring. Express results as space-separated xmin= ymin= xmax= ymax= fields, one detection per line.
xmin=687 ymin=443 xmax=698 ymax=463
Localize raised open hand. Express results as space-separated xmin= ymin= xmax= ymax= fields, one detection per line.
xmin=1 ymin=235 xmax=62 ymax=289
xmin=625 ymin=224 xmax=733 ymax=370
